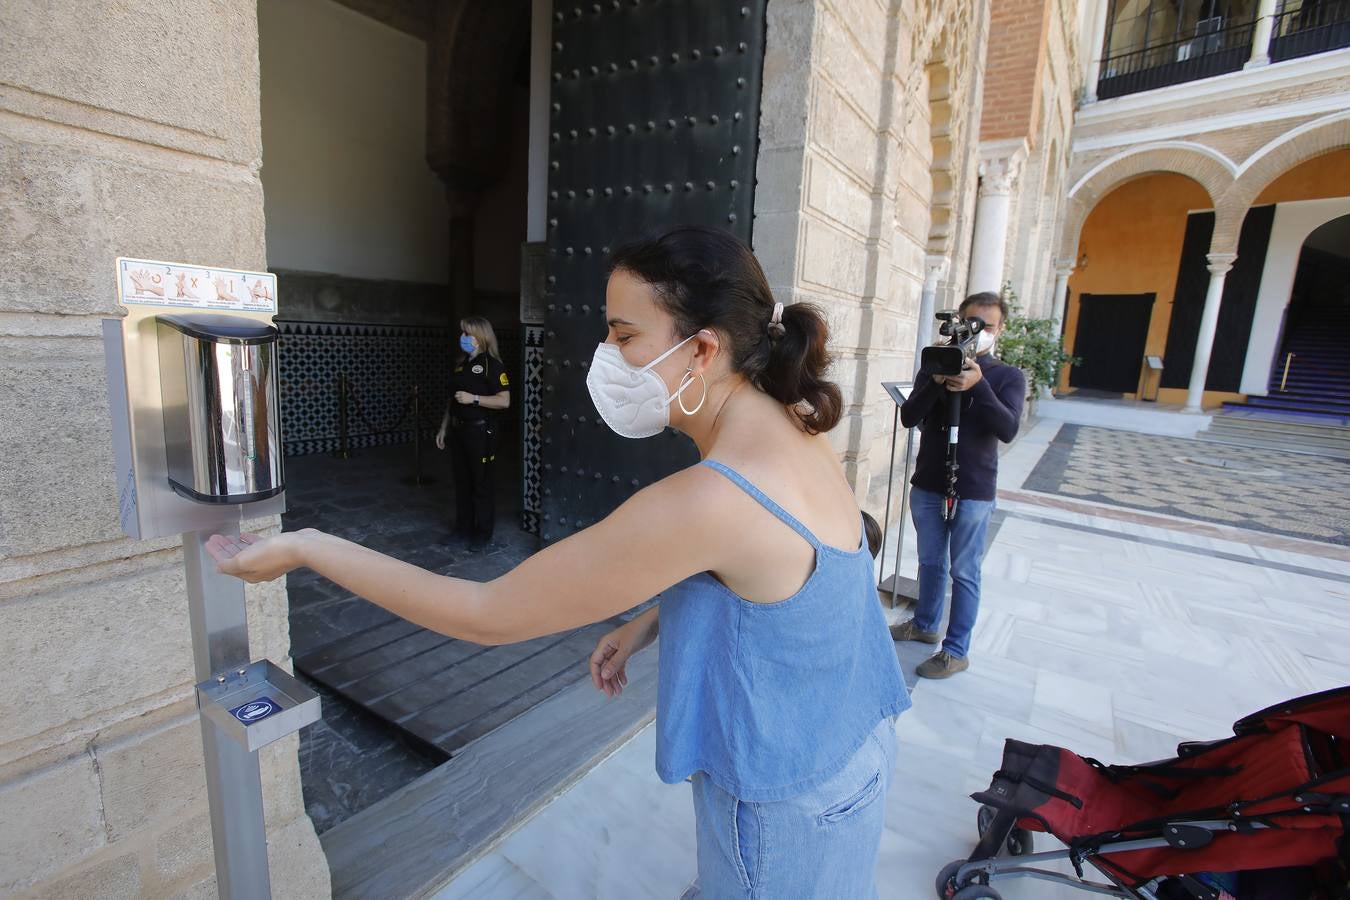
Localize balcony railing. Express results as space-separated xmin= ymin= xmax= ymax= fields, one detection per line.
xmin=1097 ymin=18 xmax=1257 ymax=99
xmin=1270 ymin=0 xmax=1350 ymax=62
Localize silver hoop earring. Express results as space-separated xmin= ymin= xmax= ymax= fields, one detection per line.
xmin=678 ymin=369 xmax=709 ymax=416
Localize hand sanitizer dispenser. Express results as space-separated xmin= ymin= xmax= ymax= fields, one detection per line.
xmin=156 ymin=314 xmax=284 ymax=504
xmin=105 ymin=259 xmax=316 ymax=900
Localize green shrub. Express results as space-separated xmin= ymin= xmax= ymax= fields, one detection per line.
xmin=995 ymin=283 xmax=1079 ymax=396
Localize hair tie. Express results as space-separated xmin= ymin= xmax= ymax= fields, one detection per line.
xmin=767 ymin=301 xmax=786 ymax=340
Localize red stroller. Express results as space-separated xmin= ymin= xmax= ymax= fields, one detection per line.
xmin=937 ymin=686 xmax=1350 ymax=899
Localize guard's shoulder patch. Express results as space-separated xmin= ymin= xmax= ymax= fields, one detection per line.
xmin=499 ymin=372 xmax=510 ymax=387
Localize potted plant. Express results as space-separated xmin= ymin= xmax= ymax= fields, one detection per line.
xmin=995 ymin=284 xmax=1079 ymax=422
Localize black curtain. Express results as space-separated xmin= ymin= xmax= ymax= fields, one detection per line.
xmin=1161 ymin=205 xmax=1275 ymax=391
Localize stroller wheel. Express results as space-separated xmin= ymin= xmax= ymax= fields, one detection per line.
xmin=952 ymin=886 xmax=1002 ymax=900
xmin=1005 ymin=827 xmax=1034 ymax=857
xmin=976 ymin=805 xmax=1034 ymax=856
xmin=935 ymin=860 xmax=965 ymax=899
xmin=976 ymin=805 xmax=995 ymax=838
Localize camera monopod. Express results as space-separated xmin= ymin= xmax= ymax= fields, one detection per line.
xmin=943 ymin=389 xmax=961 ymax=521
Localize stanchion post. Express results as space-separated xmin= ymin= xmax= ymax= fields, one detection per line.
xmin=336 ymin=372 xmax=350 ymax=459
xmin=412 ymin=384 xmax=422 ymax=485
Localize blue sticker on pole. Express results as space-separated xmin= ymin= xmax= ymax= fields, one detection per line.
xmin=229 ymin=696 xmax=281 ymax=725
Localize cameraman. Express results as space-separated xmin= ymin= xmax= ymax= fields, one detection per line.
xmin=890 ymin=291 xmax=1025 ymax=678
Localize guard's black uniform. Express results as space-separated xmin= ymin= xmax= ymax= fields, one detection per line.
xmin=447 ymin=352 xmax=510 ymax=540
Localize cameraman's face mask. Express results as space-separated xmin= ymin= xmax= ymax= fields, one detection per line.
xmin=587 ymin=331 xmax=709 ymax=439
xmin=976 ymin=329 xmax=997 ymax=354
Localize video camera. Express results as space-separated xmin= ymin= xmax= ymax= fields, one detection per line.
xmin=920 ymin=310 xmax=986 ymax=376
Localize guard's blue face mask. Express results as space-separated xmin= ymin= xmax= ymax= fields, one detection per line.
xmin=459 ymin=334 xmax=477 ymax=355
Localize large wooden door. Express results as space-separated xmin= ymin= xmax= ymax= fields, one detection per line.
xmin=537 ymin=0 xmax=766 ymax=543
xmin=1069 ymin=293 xmax=1156 ymax=394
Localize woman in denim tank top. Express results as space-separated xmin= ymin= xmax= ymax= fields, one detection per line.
xmin=207 ymin=226 xmax=910 ymax=898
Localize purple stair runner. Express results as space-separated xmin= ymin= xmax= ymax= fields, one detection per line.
xmin=1224 ymin=301 xmax=1350 ymax=423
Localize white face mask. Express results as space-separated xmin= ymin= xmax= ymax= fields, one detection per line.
xmin=976 ymin=328 xmax=997 ymax=354
xmin=586 ymin=332 xmax=706 ymax=439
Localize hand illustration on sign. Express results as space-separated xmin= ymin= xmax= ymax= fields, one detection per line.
xmin=174 ymin=272 xmax=200 ymax=300
xmin=249 ymin=279 xmax=273 ymax=304
xmin=129 ymin=269 xmax=165 ymax=297
xmin=213 ymin=276 xmax=240 ymax=304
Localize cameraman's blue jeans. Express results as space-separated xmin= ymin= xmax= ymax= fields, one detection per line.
xmin=910 ymin=487 xmax=995 ymax=659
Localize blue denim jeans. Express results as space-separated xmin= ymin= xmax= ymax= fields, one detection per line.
xmin=910 ymin=486 xmax=995 ymax=659
xmin=690 ymin=716 xmax=897 ymax=899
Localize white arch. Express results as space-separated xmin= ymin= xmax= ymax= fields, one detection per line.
xmin=1235 ymin=109 xmax=1350 ymax=179
xmin=1067 ymin=141 xmax=1238 ymax=199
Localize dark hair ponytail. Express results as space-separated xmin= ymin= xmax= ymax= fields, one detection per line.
xmin=609 ymin=226 xmax=843 ymax=434
xmin=760 ymin=301 xmax=841 ymax=434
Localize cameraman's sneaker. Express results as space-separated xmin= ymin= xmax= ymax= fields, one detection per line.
xmin=917 ymin=650 xmax=969 ymax=680
xmin=889 ymin=619 xmax=940 ymax=644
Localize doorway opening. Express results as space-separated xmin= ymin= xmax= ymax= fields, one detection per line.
xmin=259 ymin=0 xmax=542 ymax=833
xmin=1250 ymin=214 xmax=1350 ymax=418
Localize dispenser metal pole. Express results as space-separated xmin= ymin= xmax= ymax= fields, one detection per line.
xmin=183 ymin=524 xmax=272 ymax=900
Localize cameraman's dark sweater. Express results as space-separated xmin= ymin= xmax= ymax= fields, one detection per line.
xmin=901 ymin=355 xmax=1026 ymax=502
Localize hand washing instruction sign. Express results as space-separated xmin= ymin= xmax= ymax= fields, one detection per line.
xmin=116 ymin=257 xmax=277 ymax=314
xmin=228 ymin=697 xmax=281 ymax=726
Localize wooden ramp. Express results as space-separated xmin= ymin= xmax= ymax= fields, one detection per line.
xmin=295 ymin=619 xmax=614 ymax=755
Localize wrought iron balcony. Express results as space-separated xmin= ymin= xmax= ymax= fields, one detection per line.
xmin=1270 ymin=0 xmax=1350 ymax=62
xmin=1098 ymin=18 xmax=1257 ymax=99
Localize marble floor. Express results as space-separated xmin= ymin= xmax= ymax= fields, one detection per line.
xmin=434 ymin=418 xmax=1350 ymax=899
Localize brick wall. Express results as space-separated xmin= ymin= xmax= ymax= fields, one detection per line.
xmin=981 ymin=0 xmax=1053 ymax=142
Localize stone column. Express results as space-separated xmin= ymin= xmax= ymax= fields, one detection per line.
xmin=967 ymin=150 xmax=1025 ymax=295
xmin=1246 ymin=0 xmax=1279 ymax=68
xmin=1184 ymin=253 xmax=1238 ymax=413
xmin=1050 ymin=258 xmax=1075 ymax=325
xmin=526 ymin=0 xmax=552 ymax=243
xmin=914 ymin=255 xmax=950 ymax=370
xmin=520 ymin=0 xmax=552 ymax=326
xmin=1084 ymin=2 xmax=1110 ymax=103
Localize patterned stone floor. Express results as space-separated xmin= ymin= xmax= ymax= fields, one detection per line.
xmin=1024 ymin=424 xmax=1350 ymax=546
xmin=435 ymin=418 xmax=1350 ymax=899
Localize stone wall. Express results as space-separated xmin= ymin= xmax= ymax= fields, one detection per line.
xmin=0 ymin=1 xmax=329 ymax=896
xmin=753 ymin=0 xmax=991 ymax=516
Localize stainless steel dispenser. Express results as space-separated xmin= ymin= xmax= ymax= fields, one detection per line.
xmin=156 ymin=314 xmax=284 ymax=504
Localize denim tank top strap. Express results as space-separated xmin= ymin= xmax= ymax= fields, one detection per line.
xmin=698 ymin=458 xmax=823 ymax=550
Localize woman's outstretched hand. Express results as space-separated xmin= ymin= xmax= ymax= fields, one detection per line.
xmin=206 ymin=531 xmax=305 ymax=583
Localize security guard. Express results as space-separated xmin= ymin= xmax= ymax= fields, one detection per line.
xmin=436 ymin=316 xmax=510 ymax=544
